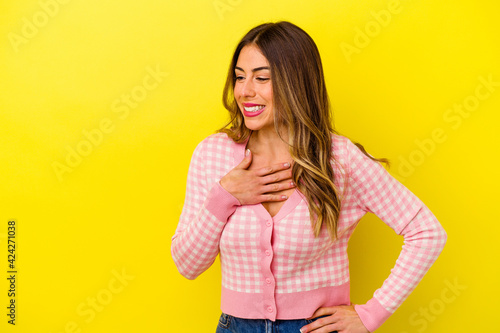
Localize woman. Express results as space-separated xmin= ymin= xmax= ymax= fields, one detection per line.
xmin=171 ymin=21 xmax=446 ymax=333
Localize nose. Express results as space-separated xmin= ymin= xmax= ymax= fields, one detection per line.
xmin=240 ymin=79 xmax=256 ymax=97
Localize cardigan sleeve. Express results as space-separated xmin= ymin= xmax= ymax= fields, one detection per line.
xmin=344 ymin=139 xmax=447 ymax=332
xmin=171 ymin=139 xmax=240 ymax=280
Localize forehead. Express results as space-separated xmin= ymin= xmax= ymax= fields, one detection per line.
xmin=235 ymin=44 xmax=270 ymax=70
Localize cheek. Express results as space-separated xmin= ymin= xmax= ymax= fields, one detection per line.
xmin=264 ymin=87 xmax=273 ymax=104
xmin=233 ymin=82 xmax=242 ymax=97
xmin=233 ymin=88 xmax=242 ymax=108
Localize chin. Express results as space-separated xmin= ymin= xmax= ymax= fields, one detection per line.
xmin=243 ymin=120 xmax=274 ymax=132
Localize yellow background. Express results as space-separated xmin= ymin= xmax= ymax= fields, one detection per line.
xmin=1 ymin=0 xmax=498 ymax=331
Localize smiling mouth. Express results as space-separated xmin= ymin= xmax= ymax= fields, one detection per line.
xmin=242 ymin=104 xmax=266 ymax=118
xmin=243 ymin=105 xmax=265 ymax=112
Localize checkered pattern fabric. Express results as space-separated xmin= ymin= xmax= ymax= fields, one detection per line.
xmin=171 ymin=133 xmax=446 ymax=331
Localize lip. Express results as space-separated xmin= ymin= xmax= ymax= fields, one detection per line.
xmin=242 ymin=105 xmax=266 ymax=117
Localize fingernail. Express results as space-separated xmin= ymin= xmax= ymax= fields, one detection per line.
xmin=246 ymin=149 xmax=250 ymax=156
xmin=284 ymin=162 xmax=290 ymax=167
xmin=282 ymin=195 xmax=288 ymax=200
xmin=290 ymin=181 xmax=295 ymax=186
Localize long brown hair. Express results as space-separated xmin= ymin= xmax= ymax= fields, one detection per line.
xmin=219 ymin=21 xmax=388 ymax=241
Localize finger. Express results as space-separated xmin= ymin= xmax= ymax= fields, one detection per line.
xmin=235 ymin=149 xmax=253 ymax=170
xmin=305 ymin=322 xmax=339 ymax=333
xmin=259 ymin=193 xmax=289 ymax=202
xmin=309 ymin=307 xmax=337 ymax=319
xmin=262 ymin=180 xmax=296 ymax=194
xmin=260 ymin=169 xmax=293 ymax=185
xmin=300 ymin=315 xmax=339 ymax=333
xmin=255 ymin=161 xmax=291 ymax=176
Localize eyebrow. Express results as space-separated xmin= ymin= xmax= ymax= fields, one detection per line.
xmin=235 ymin=66 xmax=270 ymax=73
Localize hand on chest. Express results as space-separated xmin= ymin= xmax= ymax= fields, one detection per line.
xmin=247 ymin=153 xmax=295 ymax=217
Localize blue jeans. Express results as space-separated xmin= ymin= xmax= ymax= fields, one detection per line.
xmin=216 ymin=313 xmax=338 ymax=333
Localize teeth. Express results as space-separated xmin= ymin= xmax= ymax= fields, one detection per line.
xmin=244 ymin=105 xmax=265 ymax=112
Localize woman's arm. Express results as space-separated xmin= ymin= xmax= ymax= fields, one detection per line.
xmin=353 ymin=204 xmax=447 ymax=331
xmin=300 ymin=138 xmax=446 ymax=333
xmin=171 ymin=138 xmax=295 ymax=280
xmin=347 ymin=139 xmax=447 ymax=331
xmin=171 ymin=140 xmax=240 ymax=280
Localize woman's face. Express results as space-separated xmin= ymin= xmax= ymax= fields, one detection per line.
xmin=234 ymin=44 xmax=274 ymax=132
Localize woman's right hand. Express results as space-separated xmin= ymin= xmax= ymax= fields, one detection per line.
xmin=220 ymin=149 xmax=296 ymax=205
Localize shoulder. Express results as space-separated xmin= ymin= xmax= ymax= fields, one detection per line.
xmin=190 ymin=132 xmax=239 ymax=168
xmin=330 ymin=133 xmax=385 ymax=182
xmin=194 ymin=132 xmax=234 ymax=153
xmin=331 ymin=133 xmax=354 ymax=163
xmin=331 ymin=133 xmax=378 ymax=163
xmin=331 ymin=133 xmax=350 ymax=149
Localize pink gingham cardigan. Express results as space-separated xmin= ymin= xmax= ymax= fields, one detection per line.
xmin=171 ymin=133 xmax=446 ymax=332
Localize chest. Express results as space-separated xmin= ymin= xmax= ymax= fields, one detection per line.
xmin=220 ymin=202 xmax=339 ymax=262
xmin=261 ymin=189 xmax=295 ymax=216
xmin=247 ymin=156 xmax=295 ymax=217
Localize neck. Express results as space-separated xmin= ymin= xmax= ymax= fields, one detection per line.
xmin=248 ymin=126 xmax=290 ymax=157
